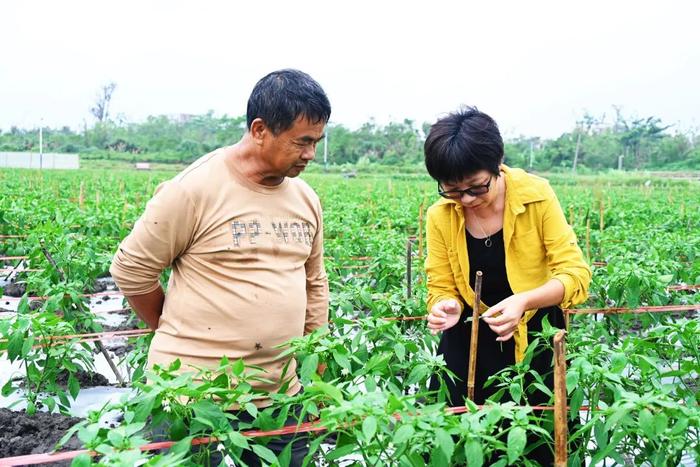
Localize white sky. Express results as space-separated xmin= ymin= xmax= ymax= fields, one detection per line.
xmin=1 ymin=0 xmax=699 ymax=138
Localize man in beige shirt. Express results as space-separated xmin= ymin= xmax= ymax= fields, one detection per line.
xmin=110 ymin=69 xmax=330 ymax=465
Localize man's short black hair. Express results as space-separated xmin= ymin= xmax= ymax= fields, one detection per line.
xmin=246 ymin=69 xmax=331 ymax=135
xmin=424 ymin=106 xmax=504 ymax=183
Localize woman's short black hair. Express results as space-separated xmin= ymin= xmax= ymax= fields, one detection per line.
xmin=247 ymin=69 xmax=331 ymax=135
xmin=424 ymin=106 xmax=504 ymax=183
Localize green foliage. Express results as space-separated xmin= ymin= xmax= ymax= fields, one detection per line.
xmin=2 ymin=107 xmax=697 ymax=169
xmin=1 ymin=169 xmax=698 ymax=464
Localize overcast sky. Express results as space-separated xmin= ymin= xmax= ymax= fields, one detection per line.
xmin=2 ymin=0 xmax=699 ymax=138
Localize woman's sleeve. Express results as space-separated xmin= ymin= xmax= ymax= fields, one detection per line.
xmin=425 ymin=208 xmax=463 ymax=313
xmin=541 ymin=191 xmax=592 ymax=308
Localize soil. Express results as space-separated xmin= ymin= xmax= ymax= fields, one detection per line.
xmin=100 ymin=313 xmax=141 ymax=357
xmin=84 ymin=281 xmax=108 ymax=294
xmin=55 ymin=369 xmax=110 ymax=388
xmin=2 ymin=279 xmax=108 ymax=298
xmin=0 ymin=408 xmax=83 ymax=465
xmin=102 ymin=313 xmax=140 ymax=332
xmin=3 ymin=281 xmax=27 ymax=297
xmin=109 ymin=342 xmax=136 ymax=357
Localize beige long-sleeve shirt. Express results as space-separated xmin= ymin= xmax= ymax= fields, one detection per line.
xmin=110 ymin=147 xmax=329 ymax=404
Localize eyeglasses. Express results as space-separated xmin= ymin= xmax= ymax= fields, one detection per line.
xmin=438 ymin=176 xmax=493 ymax=199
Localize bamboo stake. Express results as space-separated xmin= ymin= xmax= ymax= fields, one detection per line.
xmin=418 ymin=201 xmax=425 ymax=260
xmin=38 ymin=240 xmax=125 ymax=386
xmin=553 ymin=330 xmax=568 ymax=467
xmin=467 ymin=271 xmax=483 ymax=401
xmin=566 ymin=304 xmax=698 ymax=315
xmin=598 ymin=199 xmax=604 ymax=259
xmin=585 ymin=218 xmax=591 ymax=262
xmin=405 ymin=238 xmax=413 ymax=300
xmin=78 ymin=181 xmax=85 ymax=209
xmin=1 ymin=404 xmax=598 ymax=466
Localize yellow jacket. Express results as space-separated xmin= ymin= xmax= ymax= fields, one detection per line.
xmin=425 ymin=165 xmax=591 ymax=362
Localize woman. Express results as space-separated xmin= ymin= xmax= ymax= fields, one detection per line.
xmin=424 ymin=107 xmax=591 ymax=463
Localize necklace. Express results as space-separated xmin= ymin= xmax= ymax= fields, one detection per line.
xmin=471 ymin=215 xmax=492 ymax=247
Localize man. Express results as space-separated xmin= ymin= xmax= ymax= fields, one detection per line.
xmin=110 ymin=69 xmax=331 ymax=465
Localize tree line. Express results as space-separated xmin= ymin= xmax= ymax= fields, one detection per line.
xmin=1 ymin=108 xmax=698 ymax=171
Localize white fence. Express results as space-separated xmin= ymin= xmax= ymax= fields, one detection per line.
xmin=0 ymin=152 xmax=80 ymax=169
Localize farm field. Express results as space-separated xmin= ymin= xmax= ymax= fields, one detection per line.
xmin=0 ymin=167 xmax=698 ymax=466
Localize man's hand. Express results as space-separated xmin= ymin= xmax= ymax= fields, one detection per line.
xmin=426 ymin=299 xmax=462 ymax=335
xmin=481 ymin=293 xmax=529 ymax=342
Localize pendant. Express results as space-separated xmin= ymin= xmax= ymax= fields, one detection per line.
xmin=485 ymin=237 xmax=492 ymax=248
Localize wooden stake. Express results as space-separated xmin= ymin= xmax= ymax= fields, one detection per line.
xmin=598 ymin=199 xmax=605 ymax=259
xmin=467 ymin=271 xmax=483 ymax=402
xmin=406 ymin=238 xmax=413 ymax=300
xmin=418 ymin=201 xmax=425 ymax=260
xmin=585 ymin=218 xmax=591 ymax=262
xmin=38 ymin=240 xmax=125 ymax=386
xmin=553 ymin=330 xmax=568 ymax=467
xmin=568 ymin=205 xmax=574 ymax=226
xmin=78 ymin=182 xmax=85 ymax=209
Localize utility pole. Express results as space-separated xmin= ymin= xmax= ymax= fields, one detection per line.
xmin=39 ymin=118 xmax=44 ymax=170
xmin=618 ymin=154 xmax=624 ymax=171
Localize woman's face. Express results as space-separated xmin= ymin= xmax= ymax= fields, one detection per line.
xmin=439 ymin=170 xmax=500 ymax=210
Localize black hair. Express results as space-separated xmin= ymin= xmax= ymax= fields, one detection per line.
xmin=424 ymin=106 xmax=503 ymax=183
xmin=246 ymin=69 xmax=331 ymax=135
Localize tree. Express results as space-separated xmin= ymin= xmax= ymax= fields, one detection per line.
xmin=90 ymin=82 xmax=117 ymax=123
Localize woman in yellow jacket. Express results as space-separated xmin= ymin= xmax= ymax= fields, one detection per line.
xmin=424 ymin=107 xmax=591 ymax=463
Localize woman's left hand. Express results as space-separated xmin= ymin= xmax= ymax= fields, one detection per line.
xmin=481 ymin=293 xmax=529 ymax=342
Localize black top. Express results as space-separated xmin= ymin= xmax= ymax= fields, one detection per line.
xmin=430 ymin=227 xmax=565 ymax=465
xmin=466 ymin=229 xmax=514 ymax=306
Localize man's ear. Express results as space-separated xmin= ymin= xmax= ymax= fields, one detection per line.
xmin=250 ymin=118 xmax=268 ymax=145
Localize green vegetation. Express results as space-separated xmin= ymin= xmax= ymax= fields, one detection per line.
xmin=1 ymin=107 xmax=699 ymax=170
xmin=0 ymin=168 xmax=698 ymax=464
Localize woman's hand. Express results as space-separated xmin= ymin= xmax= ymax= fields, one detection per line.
xmin=482 ymin=293 xmax=529 ymax=342
xmin=427 ymin=299 xmax=462 ymax=335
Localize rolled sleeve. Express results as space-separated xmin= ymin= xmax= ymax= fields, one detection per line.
xmin=110 ymin=181 xmax=196 ymax=296
xmin=425 ymin=208 xmax=463 ymax=313
xmin=542 ymin=194 xmax=592 ymax=308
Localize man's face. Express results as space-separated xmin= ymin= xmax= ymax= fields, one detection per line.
xmin=263 ymin=117 xmax=326 ymax=178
